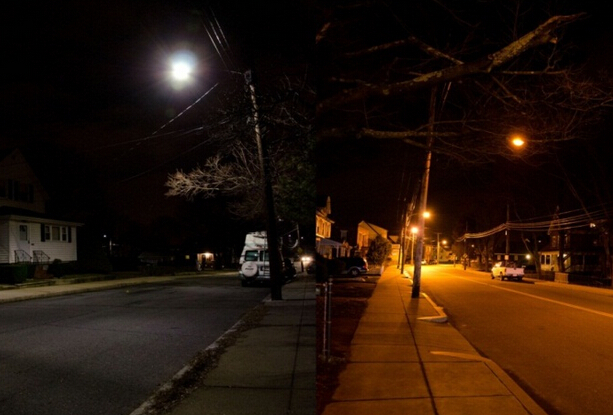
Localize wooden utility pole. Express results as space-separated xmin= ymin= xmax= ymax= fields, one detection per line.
xmin=245 ymin=70 xmax=283 ymax=300
xmin=412 ymin=87 xmax=436 ymax=298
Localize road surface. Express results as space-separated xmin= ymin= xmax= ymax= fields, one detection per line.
xmin=420 ymin=265 xmax=613 ymax=415
xmin=0 ymin=274 xmax=268 ymax=415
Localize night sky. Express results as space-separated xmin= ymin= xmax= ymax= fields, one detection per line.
xmin=1 ymin=1 xmax=312 ymax=232
xmin=315 ymin=0 xmax=613 ymax=243
xmin=3 ymin=1 xmax=612 ymax=250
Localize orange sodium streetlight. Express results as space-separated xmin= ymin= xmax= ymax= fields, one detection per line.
xmin=511 ymin=135 xmax=525 ymax=148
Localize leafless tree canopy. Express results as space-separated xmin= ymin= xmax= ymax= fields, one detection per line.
xmin=316 ymin=1 xmax=613 ymax=163
xmin=165 ymin=73 xmax=315 ymax=222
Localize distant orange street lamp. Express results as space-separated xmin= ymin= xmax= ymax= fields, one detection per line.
xmin=510 ymin=135 xmax=526 ymax=148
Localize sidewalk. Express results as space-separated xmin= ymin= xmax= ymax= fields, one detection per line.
xmin=321 ymin=265 xmax=548 ymax=415
xmin=0 ymin=274 xmax=180 ymax=303
xmin=157 ymin=273 xmax=316 ymax=415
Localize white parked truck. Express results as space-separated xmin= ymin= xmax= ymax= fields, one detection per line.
xmin=238 ymin=231 xmax=295 ymax=286
xmin=238 ymin=231 xmax=270 ymax=286
xmin=491 ymin=261 xmax=524 ymax=281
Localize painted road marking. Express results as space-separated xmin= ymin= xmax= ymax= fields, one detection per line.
xmin=453 ymin=274 xmax=613 ymax=320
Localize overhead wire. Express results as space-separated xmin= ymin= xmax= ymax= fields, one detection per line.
xmin=111 ymin=4 xmax=243 ymax=184
xmin=457 ymin=204 xmax=613 ymax=242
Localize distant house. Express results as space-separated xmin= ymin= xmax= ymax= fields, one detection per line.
xmin=540 ymin=208 xmax=602 ymax=274
xmin=357 ymin=221 xmax=388 ymax=256
xmin=492 ymin=240 xmax=532 ymax=266
xmin=316 ymin=195 xmax=342 ymax=258
xmin=0 ymin=149 xmax=81 ymax=264
xmin=316 ymin=196 xmax=333 ymax=242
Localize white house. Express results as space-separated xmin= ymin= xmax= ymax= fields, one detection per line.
xmin=0 ymin=149 xmax=81 ymax=264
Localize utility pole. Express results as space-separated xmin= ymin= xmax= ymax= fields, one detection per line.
xmin=245 ymin=70 xmax=283 ymax=300
xmin=505 ymin=203 xmax=510 ymax=264
xmin=399 ymin=210 xmax=407 ymax=274
xmin=435 ymin=232 xmax=442 ymax=264
xmin=412 ymin=87 xmax=436 ymax=298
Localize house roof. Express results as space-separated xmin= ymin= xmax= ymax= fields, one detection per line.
xmin=318 ymin=238 xmax=343 ymax=247
xmin=0 ymin=147 xmax=50 ymax=204
xmin=0 ymin=207 xmax=83 ymax=226
xmin=358 ymin=220 xmax=388 ymax=236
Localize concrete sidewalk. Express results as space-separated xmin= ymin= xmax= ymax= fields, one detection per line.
xmin=322 ymin=265 xmax=548 ymax=415
xmin=0 ymin=274 xmax=180 ymax=303
xmin=156 ymin=273 xmax=316 ymax=415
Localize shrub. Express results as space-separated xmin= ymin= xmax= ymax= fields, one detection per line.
xmin=0 ymin=265 xmax=30 ymax=284
xmin=367 ymin=235 xmax=392 ymax=266
xmin=48 ymin=260 xmax=79 ymax=278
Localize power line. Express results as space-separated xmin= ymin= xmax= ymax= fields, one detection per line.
xmin=457 ymin=204 xmax=613 ymax=241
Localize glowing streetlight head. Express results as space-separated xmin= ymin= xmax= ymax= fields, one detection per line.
xmin=423 ymin=211 xmax=431 ymax=219
xmin=510 ymin=134 xmax=526 ymax=148
xmin=411 ymin=226 xmax=419 ymax=234
xmin=168 ymin=50 xmax=198 ymax=87
xmin=171 ymin=61 xmax=192 ymax=81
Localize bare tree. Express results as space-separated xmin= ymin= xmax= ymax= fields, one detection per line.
xmin=166 ymin=74 xmax=314 ymax=221
xmin=165 ymin=71 xmax=314 ymax=300
xmin=316 ymin=1 xmax=613 ymax=162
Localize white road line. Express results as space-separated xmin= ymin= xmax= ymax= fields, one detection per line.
xmin=454 ymin=275 xmax=613 ymax=320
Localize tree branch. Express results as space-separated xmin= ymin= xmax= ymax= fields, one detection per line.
xmin=317 ymin=13 xmax=586 ymax=114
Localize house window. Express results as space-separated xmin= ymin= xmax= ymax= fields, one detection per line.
xmin=19 ymin=225 xmax=28 ymax=241
xmin=4 ymin=180 xmax=34 ymax=202
xmin=41 ymin=225 xmax=71 ymax=243
xmin=18 ymin=183 xmax=33 ymax=202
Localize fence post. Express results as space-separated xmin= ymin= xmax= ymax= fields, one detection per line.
xmin=323 ymin=280 xmax=333 ymax=360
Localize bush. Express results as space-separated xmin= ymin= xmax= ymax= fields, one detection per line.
xmin=367 ymin=235 xmax=392 ymax=266
xmin=0 ymin=264 xmax=31 ymax=284
xmin=48 ymin=260 xmax=79 ymax=278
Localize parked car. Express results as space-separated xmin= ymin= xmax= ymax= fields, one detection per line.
xmin=336 ymin=256 xmax=369 ymax=277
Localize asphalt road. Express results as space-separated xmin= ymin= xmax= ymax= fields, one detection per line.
xmin=0 ymin=274 xmax=269 ymax=415
xmin=419 ymin=265 xmax=613 ymax=415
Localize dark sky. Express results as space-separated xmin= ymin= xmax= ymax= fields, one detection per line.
xmin=2 ymin=1 xmax=611 ymax=247
xmin=315 ymin=0 xmax=613 ymax=242
xmin=0 ymin=1 xmax=312 ymax=228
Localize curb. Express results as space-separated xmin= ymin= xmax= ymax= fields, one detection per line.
xmin=128 ymin=300 xmax=268 ymax=415
xmin=418 ymin=292 xmax=448 ymax=323
xmin=430 ymin=351 xmax=548 ymax=415
xmin=0 ymin=279 xmax=174 ymax=304
xmin=401 ymin=270 xmax=448 ymax=323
